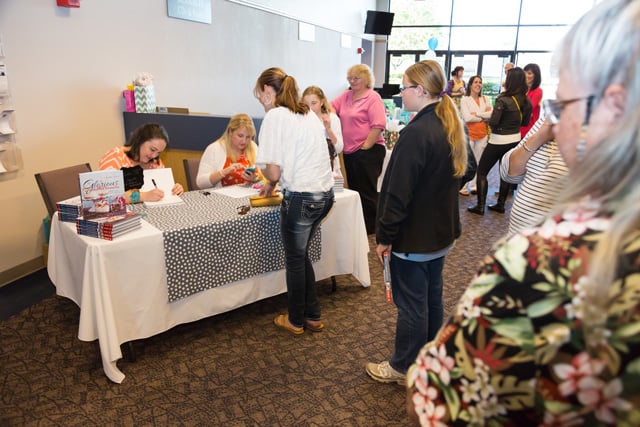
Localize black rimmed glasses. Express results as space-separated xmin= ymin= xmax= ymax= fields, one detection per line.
xmin=399 ymin=85 xmax=418 ymax=92
xmin=543 ymin=95 xmax=595 ymax=125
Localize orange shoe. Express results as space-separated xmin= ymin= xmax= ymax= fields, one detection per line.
xmin=305 ymin=319 xmax=325 ymax=332
xmin=274 ymin=314 xmax=304 ymax=335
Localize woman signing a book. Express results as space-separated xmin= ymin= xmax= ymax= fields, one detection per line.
xmin=98 ymin=123 xmax=184 ymax=204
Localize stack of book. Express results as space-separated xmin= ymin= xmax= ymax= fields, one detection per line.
xmin=75 ymin=212 xmax=142 ymax=240
xmin=56 ymin=195 xmax=82 ymax=223
xmin=75 ymin=169 xmax=141 ymax=240
xmin=333 ymin=174 xmax=344 ymax=192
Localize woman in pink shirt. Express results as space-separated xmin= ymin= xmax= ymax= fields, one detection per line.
xmin=332 ymin=64 xmax=387 ymax=234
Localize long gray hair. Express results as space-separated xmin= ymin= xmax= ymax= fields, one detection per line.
xmin=553 ymin=0 xmax=640 ymax=347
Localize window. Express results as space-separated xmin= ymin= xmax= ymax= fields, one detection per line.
xmin=452 ymin=0 xmax=520 ymax=25
xmin=387 ymin=0 xmax=599 ymax=85
xmin=392 ymin=0 xmax=453 ymax=26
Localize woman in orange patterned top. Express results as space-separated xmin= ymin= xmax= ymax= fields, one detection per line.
xmin=196 ymin=113 xmax=261 ymax=189
xmin=98 ymin=123 xmax=184 ymax=204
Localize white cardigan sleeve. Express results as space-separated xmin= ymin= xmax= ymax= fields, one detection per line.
xmin=477 ymin=96 xmax=493 ymax=120
xmin=196 ymin=141 xmax=227 ymax=189
xmin=460 ymin=96 xmax=482 ymax=123
xmin=330 ymin=113 xmax=344 ymax=154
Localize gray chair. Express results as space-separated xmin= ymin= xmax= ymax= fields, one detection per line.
xmin=34 ymin=163 xmax=92 ymax=217
xmin=183 ymin=158 xmax=200 ymax=191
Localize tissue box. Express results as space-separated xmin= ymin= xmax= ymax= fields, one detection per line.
xmin=134 ymin=86 xmax=156 ymax=113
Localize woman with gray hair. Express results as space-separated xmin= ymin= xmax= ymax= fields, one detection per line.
xmin=406 ymin=0 xmax=640 ymax=424
xmin=332 ymin=64 xmax=387 ymax=234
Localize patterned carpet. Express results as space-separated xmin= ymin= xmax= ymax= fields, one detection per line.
xmin=0 ymin=188 xmax=510 ymax=426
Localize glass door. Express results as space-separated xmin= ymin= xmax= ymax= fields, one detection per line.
xmin=479 ymin=54 xmax=513 ymax=105
xmin=385 ymin=51 xmax=514 ymax=105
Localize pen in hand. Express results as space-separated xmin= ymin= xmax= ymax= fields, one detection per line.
xmin=152 ymin=179 xmax=158 ymax=189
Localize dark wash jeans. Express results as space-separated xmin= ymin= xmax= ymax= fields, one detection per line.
xmin=280 ymin=189 xmax=335 ymax=328
xmin=389 ymin=253 xmax=445 ymax=374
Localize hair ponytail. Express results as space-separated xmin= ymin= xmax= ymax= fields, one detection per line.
xmin=278 ymin=75 xmax=308 ymax=115
xmin=405 ymin=61 xmax=467 ymax=178
xmin=435 ymin=95 xmax=467 ymax=178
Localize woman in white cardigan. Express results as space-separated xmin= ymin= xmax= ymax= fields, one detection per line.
xmin=459 ymin=76 xmax=493 ymax=195
xmin=196 ymin=113 xmax=260 ymax=189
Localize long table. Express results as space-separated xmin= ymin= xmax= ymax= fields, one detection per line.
xmin=48 ymin=189 xmax=370 ymax=383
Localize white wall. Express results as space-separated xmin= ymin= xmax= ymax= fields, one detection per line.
xmin=0 ymin=0 xmax=376 ymax=276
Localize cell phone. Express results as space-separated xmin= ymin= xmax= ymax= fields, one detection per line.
xmin=244 ymin=166 xmax=256 ymax=174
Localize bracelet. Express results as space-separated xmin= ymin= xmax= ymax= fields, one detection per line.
xmin=130 ymin=189 xmax=140 ymax=204
xmin=522 ymin=141 xmax=534 ymax=153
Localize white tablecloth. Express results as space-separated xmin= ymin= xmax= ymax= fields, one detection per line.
xmin=377 ymin=149 xmax=393 ymax=192
xmin=48 ymin=189 xmax=370 ymax=383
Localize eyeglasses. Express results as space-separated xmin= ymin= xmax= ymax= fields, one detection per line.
xmin=543 ymin=95 xmax=595 ymax=125
xmin=347 ymin=76 xmax=361 ymax=82
xmin=237 ymin=205 xmax=250 ymax=215
xmin=399 ymin=85 xmax=418 ymax=92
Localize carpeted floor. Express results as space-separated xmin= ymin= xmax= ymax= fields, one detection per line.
xmin=0 ymin=187 xmax=511 ymax=426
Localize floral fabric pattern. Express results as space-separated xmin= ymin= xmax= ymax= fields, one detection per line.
xmin=407 ymin=205 xmax=640 ymax=426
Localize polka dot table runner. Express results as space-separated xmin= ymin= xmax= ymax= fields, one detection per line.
xmin=132 ymin=191 xmax=321 ymax=302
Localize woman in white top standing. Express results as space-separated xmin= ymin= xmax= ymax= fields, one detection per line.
xmin=254 ymin=67 xmax=335 ymax=336
xmin=459 ymin=75 xmax=492 ymax=195
xmin=302 ymin=85 xmax=344 ymax=177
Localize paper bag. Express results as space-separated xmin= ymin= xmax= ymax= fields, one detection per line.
xmin=134 ymin=85 xmax=156 ymax=113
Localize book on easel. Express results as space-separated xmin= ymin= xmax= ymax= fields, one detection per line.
xmin=78 ymin=170 xmax=127 ymax=219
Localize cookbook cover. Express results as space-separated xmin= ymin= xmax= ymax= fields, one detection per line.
xmin=78 ymin=170 xmax=127 ymax=219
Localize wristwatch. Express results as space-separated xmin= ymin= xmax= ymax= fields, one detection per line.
xmin=130 ymin=189 xmax=141 ymax=204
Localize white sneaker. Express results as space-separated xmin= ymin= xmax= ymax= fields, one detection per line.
xmin=365 ymin=361 xmax=405 ymax=385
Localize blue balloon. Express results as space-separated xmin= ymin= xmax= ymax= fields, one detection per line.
xmin=428 ymin=37 xmax=438 ymax=51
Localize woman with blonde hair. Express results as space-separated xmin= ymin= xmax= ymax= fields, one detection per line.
xmin=332 ymin=64 xmax=387 ymax=234
xmin=407 ymin=0 xmax=640 ymax=424
xmin=302 ymin=85 xmax=343 ymax=176
xmin=254 ymin=67 xmax=334 ymax=335
xmin=196 ymin=113 xmax=259 ymax=189
xmin=366 ymin=60 xmax=467 ymax=384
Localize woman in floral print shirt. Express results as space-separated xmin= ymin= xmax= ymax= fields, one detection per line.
xmin=406 ymin=0 xmax=640 ymax=425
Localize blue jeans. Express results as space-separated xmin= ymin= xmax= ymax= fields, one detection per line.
xmin=280 ymin=189 xmax=335 ymax=328
xmin=389 ymin=254 xmax=445 ymax=374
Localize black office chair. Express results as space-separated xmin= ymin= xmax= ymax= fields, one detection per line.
xmin=183 ymin=158 xmax=200 ymax=191
xmin=34 ymin=163 xmax=92 ymax=217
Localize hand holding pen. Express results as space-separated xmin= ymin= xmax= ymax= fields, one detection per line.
xmin=147 ymin=178 xmax=165 ymax=201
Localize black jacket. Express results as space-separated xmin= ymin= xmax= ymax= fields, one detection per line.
xmin=489 ymin=94 xmax=532 ymax=135
xmin=376 ymin=102 xmax=461 ymax=253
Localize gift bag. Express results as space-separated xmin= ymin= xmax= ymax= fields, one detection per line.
xmin=134 ymin=85 xmax=156 ymax=113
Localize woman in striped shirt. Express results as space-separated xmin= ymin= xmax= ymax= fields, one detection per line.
xmin=499 ymin=115 xmax=569 ymax=235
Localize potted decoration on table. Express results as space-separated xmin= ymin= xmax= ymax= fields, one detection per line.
xmin=383 ymin=119 xmax=403 ymax=150
xmin=133 ymin=72 xmax=156 ymax=113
